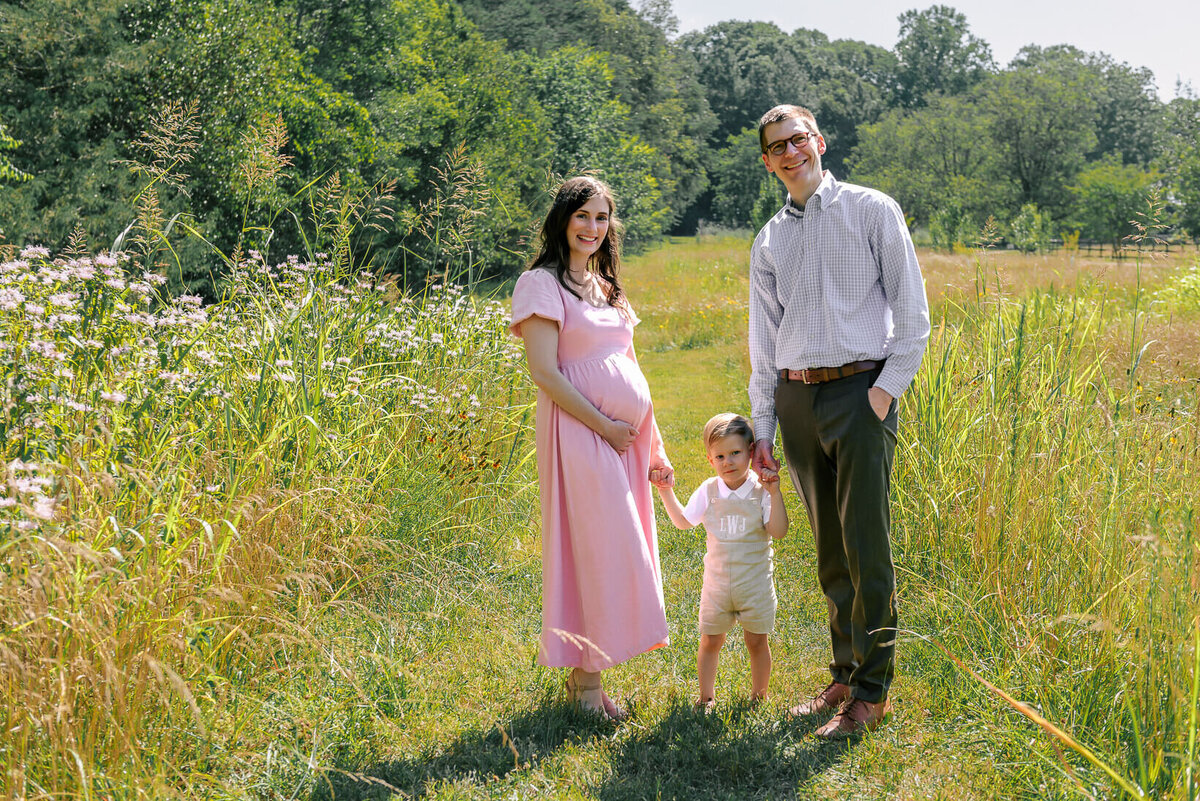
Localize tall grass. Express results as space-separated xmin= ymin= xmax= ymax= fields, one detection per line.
xmin=0 ymin=243 xmax=531 ymax=796
xmin=898 ymin=249 xmax=1200 ymax=797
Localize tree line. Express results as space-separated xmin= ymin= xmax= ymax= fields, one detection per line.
xmin=2 ymin=0 xmax=1198 ymax=294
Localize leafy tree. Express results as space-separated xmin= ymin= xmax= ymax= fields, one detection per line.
xmin=1008 ymin=203 xmax=1053 ymax=253
xmin=524 ymin=46 xmax=668 ymax=246
xmin=928 ymin=202 xmax=974 ymax=251
xmin=678 ymin=21 xmax=812 ymax=145
xmin=848 ymin=94 xmax=1008 ymax=227
xmin=377 ymin=0 xmax=551 ymax=275
xmin=706 ymin=128 xmax=769 ymax=230
xmin=803 ymin=36 xmax=896 ymax=177
xmin=458 ymin=0 xmax=715 ymax=232
xmin=0 ymin=0 xmax=153 ymax=245
xmin=0 ymin=119 xmax=29 ymax=184
xmin=893 ymin=5 xmax=994 ymax=108
xmin=977 ymin=61 xmax=1100 ymax=217
xmin=1163 ymin=91 xmax=1200 ymax=238
xmin=1012 ymin=45 xmax=1164 ymax=166
xmin=1070 ymin=155 xmax=1161 ymax=254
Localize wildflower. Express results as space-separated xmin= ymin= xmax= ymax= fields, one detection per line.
xmin=7 ymin=459 xmax=40 ymax=474
xmin=124 ymin=312 xmax=157 ymax=327
xmin=100 ymin=391 xmax=128 ymax=403
xmin=0 ymin=288 xmax=24 ymax=310
xmin=95 ymin=254 xmax=118 ymax=267
xmin=10 ymin=477 xmax=53 ymax=493
xmin=143 ymin=272 xmax=167 ymax=286
xmin=177 ymin=295 xmax=203 ymax=307
xmin=20 ymin=246 xmax=50 ymax=260
xmin=48 ymin=292 xmax=77 ymax=307
xmin=275 ymin=358 xmax=293 ymax=368
xmin=29 ymin=496 xmax=57 ymax=520
xmin=0 ymin=497 xmax=15 ymax=508
xmin=105 ymin=278 xmax=127 ymax=291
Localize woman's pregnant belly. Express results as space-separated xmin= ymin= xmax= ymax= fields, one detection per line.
xmin=563 ymin=353 xmax=651 ymax=426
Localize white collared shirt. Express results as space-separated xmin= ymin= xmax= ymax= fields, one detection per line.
xmin=682 ymin=473 xmax=772 ymax=528
xmin=748 ymin=171 xmax=931 ymax=443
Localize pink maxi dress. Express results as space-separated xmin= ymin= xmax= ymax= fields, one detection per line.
xmin=510 ymin=268 xmax=670 ymax=672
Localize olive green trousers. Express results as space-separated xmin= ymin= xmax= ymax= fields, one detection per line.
xmin=776 ymin=364 xmax=897 ymax=704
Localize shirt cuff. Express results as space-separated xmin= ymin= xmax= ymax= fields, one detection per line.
xmin=752 ymin=416 xmax=777 ymax=447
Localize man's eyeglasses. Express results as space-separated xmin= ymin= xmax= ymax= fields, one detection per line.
xmin=765 ymin=132 xmax=816 ymax=156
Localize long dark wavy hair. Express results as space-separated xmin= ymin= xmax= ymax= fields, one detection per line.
xmin=529 ymin=176 xmax=625 ymax=307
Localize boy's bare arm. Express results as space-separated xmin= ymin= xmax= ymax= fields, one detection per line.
xmin=765 ymin=481 xmax=789 ymax=539
xmin=656 ymin=485 xmax=695 ymax=530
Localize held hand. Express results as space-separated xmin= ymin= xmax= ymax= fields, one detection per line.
xmin=649 ymin=463 xmax=675 ymax=489
xmin=603 ymin=419 xmax=639 ymax=454
xmin=868 ymin=386 xmax=893 ymax=421
xmin=758 ymin=467 xmax=780 ymax=485
xmin=752 ymin=439 xmax=779 ymax=477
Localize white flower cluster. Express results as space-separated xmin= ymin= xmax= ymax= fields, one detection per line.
xmin=2 ymin=244 xmax=524 ymax=533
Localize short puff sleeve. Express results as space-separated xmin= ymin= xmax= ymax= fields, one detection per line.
xmin=509 ymin=269 xmax=565 ymax=338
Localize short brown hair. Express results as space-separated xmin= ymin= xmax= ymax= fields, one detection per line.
xmin=758 ymin=104 xmax=819 ymax=153
xmin=703 ymin=413 xmax=754 ymax=450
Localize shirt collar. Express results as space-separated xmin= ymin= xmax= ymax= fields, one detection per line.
xmin=784 ymin=171 xmax=836 ymax=217
xmin=717 ymin=473 xmax=760 ymax=498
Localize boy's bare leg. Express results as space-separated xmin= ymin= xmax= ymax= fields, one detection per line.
xmin=744 ymin=631 xmax=771 ymax=701
xmin=698 ymin=633 xmax=726 ymax=703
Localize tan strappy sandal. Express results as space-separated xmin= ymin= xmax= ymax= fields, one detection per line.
xmin=565 ymin=670 xmax=609 ymax=719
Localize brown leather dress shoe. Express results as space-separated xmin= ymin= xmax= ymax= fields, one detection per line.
xmin=787 ymin=680 xmax=850 ymax=717
xmin=815 ymin=696 xmax=893 ymax=739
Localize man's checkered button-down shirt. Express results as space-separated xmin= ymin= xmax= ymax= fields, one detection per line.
xmin=748 ymin=172 xmax=931 ymax=444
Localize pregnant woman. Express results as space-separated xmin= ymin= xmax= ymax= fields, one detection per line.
xmin=510 ymin=176 xmax=674 ymax=721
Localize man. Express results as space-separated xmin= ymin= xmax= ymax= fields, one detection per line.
xmin=748 ymin=104 xmax=929 ymax=738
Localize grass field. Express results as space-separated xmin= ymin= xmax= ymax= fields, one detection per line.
xmin=2 ymin=236 xmax=1199 ymax=799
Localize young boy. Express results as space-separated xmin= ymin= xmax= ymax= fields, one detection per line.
xmin=657 ymin=413 xmax=788 ymax=709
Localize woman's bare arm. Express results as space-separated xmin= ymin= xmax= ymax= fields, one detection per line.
xmin=520 ymin=315 xmax=637 ymax=453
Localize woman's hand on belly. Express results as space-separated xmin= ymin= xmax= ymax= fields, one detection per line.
xmin=602 ymin=418 xmax=639 ymax=454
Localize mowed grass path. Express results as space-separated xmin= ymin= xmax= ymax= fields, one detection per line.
xmin=325 ymin=237 xmax=1200 ymax=801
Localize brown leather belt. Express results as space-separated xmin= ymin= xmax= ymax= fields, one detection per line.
xmin=780 ymin=360 xmax=881 ymax=384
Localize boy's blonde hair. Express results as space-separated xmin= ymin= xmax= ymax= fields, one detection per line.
xmin=703 ymin=413 xmax=754 ymax=450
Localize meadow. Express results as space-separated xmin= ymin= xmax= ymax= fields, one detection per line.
xmin=1 ymin=231 xmax=1199 ymax=800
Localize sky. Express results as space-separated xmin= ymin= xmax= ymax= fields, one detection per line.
xmin=668 ymin=0 xmax=1199 ymax=101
